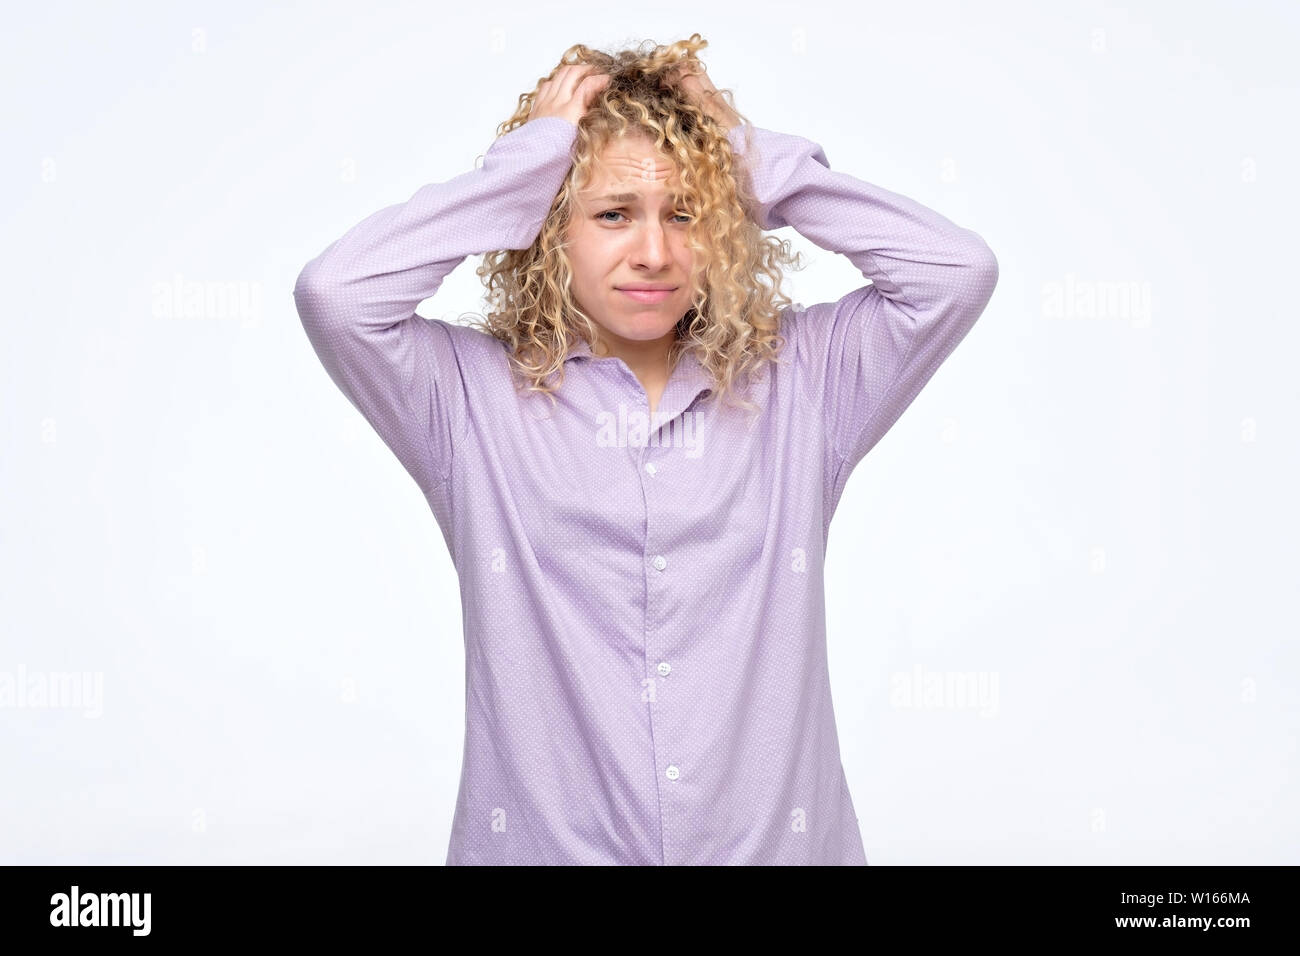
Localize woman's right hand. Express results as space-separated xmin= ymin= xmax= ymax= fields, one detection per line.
xmin=527 ymin=63 xmax=610 ymax=126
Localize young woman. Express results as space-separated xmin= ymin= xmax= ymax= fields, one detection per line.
xmin=293 ymin=35 xmax=998 ymax=866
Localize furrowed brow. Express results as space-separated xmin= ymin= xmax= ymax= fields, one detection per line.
xmin=594 ymin=191 xmax=689 ymax=205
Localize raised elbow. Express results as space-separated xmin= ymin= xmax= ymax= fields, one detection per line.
xmin=292 ymin=259 xmax=337 ymax=329
xmin=961 ymin=236 xmax=999 ymax=311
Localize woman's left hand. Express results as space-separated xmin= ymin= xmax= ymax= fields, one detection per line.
xmin=670 ymin=60 xmax=742 ymax=132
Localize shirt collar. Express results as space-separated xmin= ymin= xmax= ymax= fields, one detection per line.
xmin=564 ymin=337 xmax=595 ymax=361
xmin=565 ymin=337 xmax=715 ymax=410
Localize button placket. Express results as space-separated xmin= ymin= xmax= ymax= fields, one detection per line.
xmin=639 ymin=407 xmax=684 ymax=863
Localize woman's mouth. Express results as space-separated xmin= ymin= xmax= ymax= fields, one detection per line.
xmin=618 ymin=288 xmax=675 ymax=304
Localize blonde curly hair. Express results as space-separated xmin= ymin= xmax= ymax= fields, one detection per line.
xmin=461 ymin=33 xmax=806 ymax=414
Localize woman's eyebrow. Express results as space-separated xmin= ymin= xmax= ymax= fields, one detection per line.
xmin=593 ymin=191 xmax=688 ymax=204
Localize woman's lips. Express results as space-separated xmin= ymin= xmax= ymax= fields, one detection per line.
xmin=618 ymin=288 xmax=675 ymax=304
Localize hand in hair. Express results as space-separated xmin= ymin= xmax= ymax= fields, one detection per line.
xmin=669 ymin=60 xmax=742 ymax=133
xmin=526 ymin=64 xmax=610 ymax=127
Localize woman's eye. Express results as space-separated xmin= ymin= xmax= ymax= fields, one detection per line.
xmin=596 ymin=210 xmax=692 ymax=224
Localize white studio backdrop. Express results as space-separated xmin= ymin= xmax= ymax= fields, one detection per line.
xmin=1 ymin=0 xmax=1296 ymax=864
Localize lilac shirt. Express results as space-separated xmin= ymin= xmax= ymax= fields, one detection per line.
xmin=293 ymin=116 xmax=998 ymax=865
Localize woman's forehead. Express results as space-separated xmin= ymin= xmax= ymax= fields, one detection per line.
xmin=587 ymin=137 xmax=682 ymax=193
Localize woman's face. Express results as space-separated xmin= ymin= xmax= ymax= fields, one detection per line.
xmin=566 ymin=133 xmax=695 ymax=352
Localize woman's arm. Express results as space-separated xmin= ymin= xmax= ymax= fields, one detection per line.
xmin=292 ymin=116 xmax=579 ymax=494
xmin=727 ymin=122 xmax=999 ymax=475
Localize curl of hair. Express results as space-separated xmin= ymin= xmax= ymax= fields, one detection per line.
xmin=460 ymin=33 xmax=806 ymax=416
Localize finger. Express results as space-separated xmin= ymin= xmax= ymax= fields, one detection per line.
xmin=672 ymin=63 xmax=704 ymax=91
xmin=578 ymin=71 xmax=609 ymax=92
xmin=559 ymin=63 xmax=596 ymax=97
xmin=545 ymin=64 xmax=585 ymax=98
xmin=540 ymin=63 xmax=578 ymax=98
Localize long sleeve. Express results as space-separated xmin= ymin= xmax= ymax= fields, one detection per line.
xmin=726 ymin=123 xmax=998 ymax=480
xmin=292 ymin=116 xmax=580 ymax=494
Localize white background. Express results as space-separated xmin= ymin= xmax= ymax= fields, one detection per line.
xmin=2 ymin=0 xmax=1296 ymax=864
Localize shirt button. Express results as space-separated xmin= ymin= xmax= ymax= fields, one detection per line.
xmin=652 ymin=555 xmax=667 ymax=571
xmin=645 ymin=462 xmax=657 ymax=476
xmin=657 ymin=662 xmax=671 ymax=676
xmin=665 ymin=765 xmax=680 ymax=780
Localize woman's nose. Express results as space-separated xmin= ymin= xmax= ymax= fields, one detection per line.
xmin=632 ymin=224 xmax=670 ymax=268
